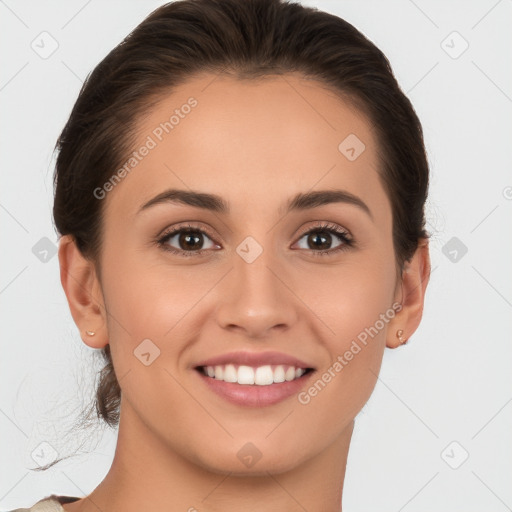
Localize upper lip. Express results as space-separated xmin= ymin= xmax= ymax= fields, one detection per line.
xmin=194 ymin=351 xmax=315 ymax=369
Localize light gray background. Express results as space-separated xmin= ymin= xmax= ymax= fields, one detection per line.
xmin=1 ymin=1 xmax=511 ymax=510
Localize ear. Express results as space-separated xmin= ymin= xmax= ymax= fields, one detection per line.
xmin=387 ymin=238 xmax=431 ymax=348
xmin=58 ymin=234 xmax=108 ymax=349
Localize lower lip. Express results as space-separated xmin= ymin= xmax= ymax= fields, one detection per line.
xmin=195 ymin=369 xmax=315 ymax=407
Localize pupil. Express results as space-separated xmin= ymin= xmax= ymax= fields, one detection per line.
xmin=180 ymin=231 xmax=202 ymax=250
xmin=309 ymin=231 xmax=331 ymax=250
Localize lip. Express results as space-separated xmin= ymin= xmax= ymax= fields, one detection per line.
xmin=194 ymin=350 xmax=315 ymax=370
xmin=195 ymin=367 xmax=316 ymax=407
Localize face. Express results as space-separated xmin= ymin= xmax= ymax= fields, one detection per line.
xmin=94 ymin=72 xmax=402 ymax=474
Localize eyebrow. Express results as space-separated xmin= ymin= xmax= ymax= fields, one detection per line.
xmin=139 ymin=188 xmax=373 ymax=220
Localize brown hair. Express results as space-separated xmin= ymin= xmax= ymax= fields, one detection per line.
xmin=52 ymin=0 xmax=429 ymax=441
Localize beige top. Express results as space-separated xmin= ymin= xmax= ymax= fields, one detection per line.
xmin=5 ymin=495 xmax=80 ymax=512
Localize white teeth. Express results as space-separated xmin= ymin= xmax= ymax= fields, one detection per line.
xmin=223 ymin=364 xmax=237 ymax=383
xmin=202 ymin=364 xmax=308 ymax=385
xmin=285 ymin=366 xmax=296 ymax=381
xmin=273 ymin=365 xmax=286 ymax=383
xmin=237 ymin=365 xmax=254 ymax=385
xmin=255 ymin=365 xmax=273 ymax=385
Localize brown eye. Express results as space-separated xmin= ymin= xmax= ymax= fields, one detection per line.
xmin=157 ymin=224 xmax=219 ymax=257
xmin=176 ymin=230 xmax=205 ymax=251
xmin=294 ymin=223 xmax=353 ymax=256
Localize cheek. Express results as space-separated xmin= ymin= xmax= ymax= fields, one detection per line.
xmin=328 ymin=267 xmax=396 ymax=345
xmin=98 ymin=248 xmax=178 ymax=362
xmin=99 ymin=256 xmax=197 ymax=420
xmin=100 ymin=251 xmax=219 ymax=384
xmin=101 ymin=228 xmax=198 ymax=325
xmin=295 ymin=246 xmax=397 ymax=346
xmin=293 ymin=248 xmax=396 ymax=426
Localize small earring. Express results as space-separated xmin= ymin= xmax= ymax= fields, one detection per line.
xmin=396 ymin=329 xmax=407 ymax=345
xmin=85 ymin=330 xmax=96 ymax=336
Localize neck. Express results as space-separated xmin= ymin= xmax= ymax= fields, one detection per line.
xmin=71 ymin=401 xmax=353 ymax=512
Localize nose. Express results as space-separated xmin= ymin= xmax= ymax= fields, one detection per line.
xmin=215 ymin=247 xmax=299 ymax=339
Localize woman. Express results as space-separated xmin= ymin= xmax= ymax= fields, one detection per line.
xmin=7 ymin=0 xmax=430 ymax=510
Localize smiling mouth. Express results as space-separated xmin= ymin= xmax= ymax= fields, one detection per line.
xmin=196 ymin=364 xmax=314 ymax=386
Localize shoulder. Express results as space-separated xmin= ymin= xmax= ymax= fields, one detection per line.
xmin=3 ymin=495 xmax=81 ymax=512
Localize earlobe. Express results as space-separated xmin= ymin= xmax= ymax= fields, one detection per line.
xmin=386 ymin=239 xmax=431 ymax=349
xmin=58 ymin=235 xmax=108 ymax=349
xmin=395 ymin=329 xmax=406 ymax=346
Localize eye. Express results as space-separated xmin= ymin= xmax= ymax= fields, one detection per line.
xmin=293 ymin=222 xmax=354 ymax=256
xmin=155 ymin=221 xmax=354 ymax=258
xmin=156 ymin=224 xmax=220 ymax=257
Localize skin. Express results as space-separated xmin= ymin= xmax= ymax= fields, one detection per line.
xmin=58 ymin=72 xmax=430 ymax=512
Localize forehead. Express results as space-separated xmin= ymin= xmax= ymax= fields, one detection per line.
xmin=104 ymin=72 xmax=389 ymax=221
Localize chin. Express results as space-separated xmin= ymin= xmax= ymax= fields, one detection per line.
xmin=189 ymin=441 xmax=310 ymax=477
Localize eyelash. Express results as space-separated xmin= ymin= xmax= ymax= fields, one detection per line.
xmin=155 ymin=222 xmax=354 ymax=258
